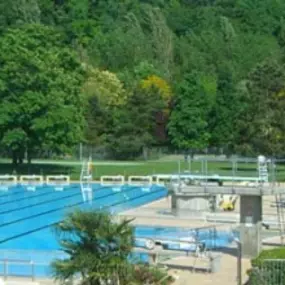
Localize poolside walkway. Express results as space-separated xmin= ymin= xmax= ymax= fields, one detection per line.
xmin=118 ymin=196 xmax=283 ymax=285
xmin=169 ymin=254 xmax=251 ymax=285
xmin=0 ymin=254 xmax=252 ymax=285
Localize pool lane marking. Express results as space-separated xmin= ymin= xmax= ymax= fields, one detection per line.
xmin=0 ymin=185 xmax=129 ymax=216
xmin=0 ymin=184 xmax=87 ymax=208
xmin=0 ymin=188 xmax=54 ymax=204
xmin=0 ymin=185 xmax=140 ymax=229
xmin=0 ymin=186 xmax=76 ymax=207
xmin=0 ymin=186 xmax=167 ymax=244
xmin=0 ymin=184 xmax=79 ymax=200
xmin=0 ymin=190 xmax=88 ymax=215
xmin=0 ymin=185 xmax=108 ymax=215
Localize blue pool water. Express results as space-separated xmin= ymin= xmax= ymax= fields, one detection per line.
xmin=134 ymin=225 xmax=236 ymax=249
xmin=0 ymin=183 xmax=167 ymax=250
xmin=0 ymin=183 xmax=167 ymax=277
xmin=0 ymin=183 xmax=236 ymax=278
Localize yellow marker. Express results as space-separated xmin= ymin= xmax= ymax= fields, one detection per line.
xmin=88 ymin=161 xmax=93 ymax=174
xmin=221 ymin=201 xmax=234 ymax=211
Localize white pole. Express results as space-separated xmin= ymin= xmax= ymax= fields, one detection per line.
xmin=178 ymin=160 xmax=181 ymax=186
xmin=79 ymin=143 xmax=83 ymax=161
xmin=188 ymin=156 xmax=191 ymax=173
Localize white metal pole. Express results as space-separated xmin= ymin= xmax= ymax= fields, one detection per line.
xmin=79 ymin=143 xmax=83 ymax=161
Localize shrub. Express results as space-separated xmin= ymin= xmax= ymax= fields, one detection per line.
xmin=247 ymin=248 xmax=285 ymax=285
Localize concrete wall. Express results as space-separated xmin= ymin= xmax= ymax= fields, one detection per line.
xmin=172 ymin=195 xmax=210 ymax=212
xmin=239 ymin=195 xmax=262 ymax=257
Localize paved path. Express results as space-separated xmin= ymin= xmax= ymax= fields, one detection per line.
xmin=169 ymin=255 xmax=251 ymax=285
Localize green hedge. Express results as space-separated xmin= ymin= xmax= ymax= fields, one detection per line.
xmin=248 ymin=248 xmax=285 ymax=285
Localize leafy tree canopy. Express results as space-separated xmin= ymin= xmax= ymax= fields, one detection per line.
xmin=2 ymin=0 xmax=285 ymax=159
xmin=0 ymin=24 xmax=85 ymax=164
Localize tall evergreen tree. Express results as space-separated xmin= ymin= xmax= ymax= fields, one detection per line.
xmin=168 ymin=73 xmax=211 ymax=152
xmin=209 ymin=65 xmax=238 ymax=152
xmin=235 ymin=60 xmax=285 ymax=156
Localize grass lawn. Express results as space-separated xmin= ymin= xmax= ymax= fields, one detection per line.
xmin=0 ymin=157 xmax=285 ymax=181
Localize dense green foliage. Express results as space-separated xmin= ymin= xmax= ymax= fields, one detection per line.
xmin=248 ymin=248 xmax=285 ymax=285
xmin=1 ymin=0 xmax=285 ymax=160
xmin=52 ymin=210 xmax=134 ymax=284
xmin=0 ymin=24 xmax=85 ymax=164
xmin=52 ymin=210 xmax=173 ymax=284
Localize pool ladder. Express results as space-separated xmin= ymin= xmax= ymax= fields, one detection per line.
xmin=80 ymin=158 xmax=93 ymax=202
xmin=270 ymin=160 xmax=285 ymax=245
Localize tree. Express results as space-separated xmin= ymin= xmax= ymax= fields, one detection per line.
xmin=209 ymin=65 xmax=238 ymax=152
xmin=1 ymin=0 xmax=285 ymax=158
xmin=234 ymin=60 xmax=285 ymax=156
xmin=168 ymin=73 xmax=211 ymax=152
xmin=140 ymin=75 xmax=172 ymax=107
xmin=0 ymin=0 xmax=40 ymax=32
xmin=83 ymin=67 xmax=128 ymax=147
xmin=140 ymin=75 xmax=172 ymax=145
xmin=0 ymin=24 xmax=86 ymax=165
xmin=83 ymin=67 xmax=128 ymax=108
xmin=106 ymin=107 xmax=151 ymax=160
xmin=141 ymin=5 xmax=174 ymax=78
xmin=51 ymin=210 xmax=174 ymax=285
xmin=52 ymin=210 xmax=134 ymax=284
xmin=106 ymin=85 xmax=166 ymax=160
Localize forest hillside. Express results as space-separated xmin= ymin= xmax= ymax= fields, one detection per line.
xmin=0 ymin=0 xmax=285 ymax=161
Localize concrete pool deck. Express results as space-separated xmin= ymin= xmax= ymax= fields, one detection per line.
xmin=117 ymin=196 xmax=285 ymax=285
xmin=120 ymin=195 xmax=284 ymax=228
xmin=17 ymin=194 xmax=279 ymax=285
xmin=167 ymin=255 xmax=251 ymax=285
xmin=1 ymin=189 xmax=282 ymax=285
xmin=117 ymin=198 xmax=248 ymax=285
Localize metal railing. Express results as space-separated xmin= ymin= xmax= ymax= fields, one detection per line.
xmin=0 ymin=258 xmax=37 ymax=281
xmin=0 ymin=250 xmax=66 ymax=281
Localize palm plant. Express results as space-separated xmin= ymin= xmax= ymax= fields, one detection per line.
xmin=51 ymin=209 xmax=134 ymax=285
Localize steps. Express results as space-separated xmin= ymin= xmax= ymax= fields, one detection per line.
xmin=275 ymin=193 xmax=285 ymax=245
xmin=80 ymin=157 xmax=93 ymax=202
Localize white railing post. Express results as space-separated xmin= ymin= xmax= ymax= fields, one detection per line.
xmin=4 ymin=259 xmax=7 ymax=281
xmin=31 ymin=260 xmax=35 ymax=281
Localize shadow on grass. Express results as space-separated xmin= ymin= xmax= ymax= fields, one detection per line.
xmin=0 ymin=163 xmax=75 ymax=176
xmin=220 ymin=166 xmax=285 ymax=173
xmin=219 ymin=167 xmax=257 ymax=172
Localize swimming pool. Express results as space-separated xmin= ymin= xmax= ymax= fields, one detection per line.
xmin=0 ymin=183 xmax=167 ymax=249
xmin=0 ymin=183 xmax=167 ymax=277
xmin=134 ymin=225 xmax=236 ymax=250
xmin=0 ymin=183 xmax=236 ymax=278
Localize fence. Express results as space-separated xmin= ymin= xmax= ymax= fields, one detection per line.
xmin=0 ymin=144 xmax=259 ymax=161
xmin=0 ymin=250 xmax=65 ymax=281
xmin=0 ymin=156 xmax=284 ymax=184
xmin=0 ymin=259 xmax=37 ymax=281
